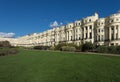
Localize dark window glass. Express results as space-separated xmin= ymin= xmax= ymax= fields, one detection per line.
xmin=90 ymin=25 xmax=92 ymax=29
xmin=86 ymin=27 xmax=87 ymax=30
xmin=99 ymin=29 xmax=100 ymax=32
xmin=90 ymin=32 xmax=92 ymax=39
xmin=86 ymin=33 xmax=87 ymax=39
xmin=89 ymin=19 xmax=91 ymax=22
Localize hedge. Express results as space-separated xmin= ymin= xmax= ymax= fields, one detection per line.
xmin=0 ymin=48 xmax=19 ymax=56
xmin=61 ymin=46 xmax=76 ymax=52
xmin=34 ymin=46 xmax=50 ymax=50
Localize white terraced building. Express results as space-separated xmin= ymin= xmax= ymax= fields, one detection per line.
xmin=0 ymin=12 xmax=120 ymax=47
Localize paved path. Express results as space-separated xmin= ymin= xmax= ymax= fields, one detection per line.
xmin=29 ymin=49 xmax=120 ymax=57
xmin=46 ymin=50 xmax=120 ymax=57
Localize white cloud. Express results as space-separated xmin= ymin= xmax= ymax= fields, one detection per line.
xmin=50 ymin=21 xmax=63 ymax=28
xmin=60 ymin=22 xmax=63 ymax=25
xmin=50 ymin=21 xmax=59 ymax=28
xmin=0 ymin=32 xmax=15 ymax=38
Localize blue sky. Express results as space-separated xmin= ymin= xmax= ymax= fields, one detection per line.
xmin=0 ymin=0 xmax=120 ymax=37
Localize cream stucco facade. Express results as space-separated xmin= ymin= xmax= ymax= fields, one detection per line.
xmin=0 ymin=12 xmax=120 ymax=47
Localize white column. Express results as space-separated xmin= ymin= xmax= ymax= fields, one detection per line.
xmin=69 ymin=30 xmax=71 ymax=41
xmin=84 ymin=27 xmax=85 ymax=39
xmin=66 ymin=32 xmax=68 ymax=40
xmin=62 ymin=31 xmax=63 ymax=41
xmin=88 ymin=26 xmax=89 ymax=39
xmin=114 ymin=26 xmax=116 ymax=40
xmin=68 ymin=31 xmax=69 ymax=41
xmin=68 ymin=31 xmax=70 ymax=41
xmin=109 ymin=27 xmax=111 ymax=40
xmin=118 ymin=25 xmax=120 ymax=39
xmin=74 ymin=30 xmax=76 ymax=40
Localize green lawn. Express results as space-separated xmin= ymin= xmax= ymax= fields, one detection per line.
xmin=0 ymin=49 xmax=120 ymax=82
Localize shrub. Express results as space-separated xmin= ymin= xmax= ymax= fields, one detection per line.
xmin=81 ymin=42 xmax=95 ymax=52
xmin=0 ymin=41 xmax=11 ymax=47
xmin=54 ymin=43 xmax=67 ymax=50
xmin=116 ymin=46 xmax=120 ymax=54
xmin=61 ymin=46 xmax=76 ymax=52
xmin=107 ymin=46 xmax=117 ymax=54
xmin=49 ymin=46 xmax=55 ymax=50
xmin=34 ymin=46 xmax=50 ymax=50
xmin=0 ymin=48 xmax=19 ymax=56
xmin=97 ymin=45 xmax=108 ymax=53
xmin=97 ymin=45 xmax=120 ymax=54
xmin=75 ymin=45 xmax=82 ymax=52
xmin=0 ymin=52 xmax=6 ymax=56
xmin=8 ymin=48 xmax=19 ymax=54
xmin=55 ymin=43 xmax=79 ymax=51
xmin=34 ymin=46 xmax=42 ymax=50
